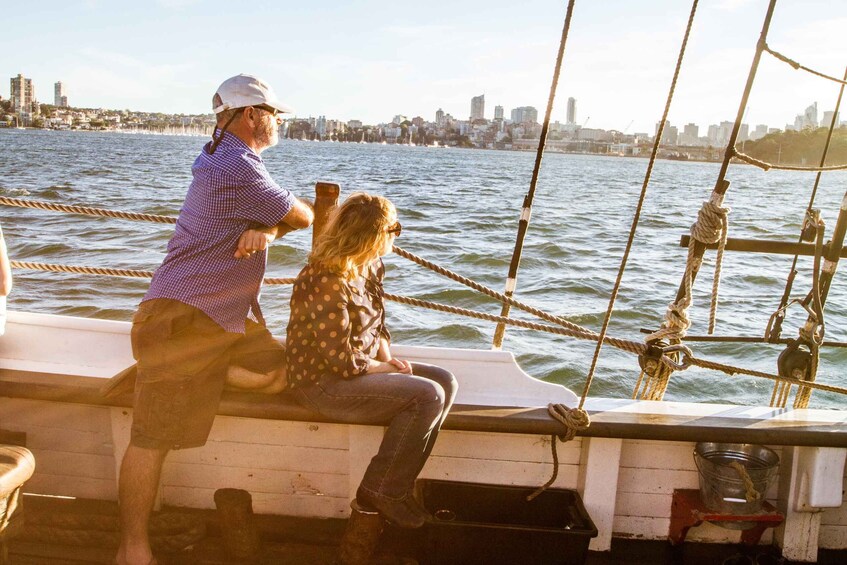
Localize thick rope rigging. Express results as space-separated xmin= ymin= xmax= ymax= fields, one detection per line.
xmin=763 ymin=43 xmax=847 ymax=86
xmin=584 ymin=0 xmax=699 ymax=408
xmin=11 ymin=258 xmax=847 ymax=398
xmin=731 ymin=149 xmax=847 ymax=172
xmin=0 ymin=196 xmax=177 ymax=224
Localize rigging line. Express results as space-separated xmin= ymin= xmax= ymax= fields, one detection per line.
xmin=768 ymin=66 xmax=847 ymax=342
xmin=732 ymin=150 xmax=847 ymax=172
xmin=492 ymin=0 xmax=576 ymax=350
xmin=9 ymin=261 xmax=296 ymax=285
xmin=392 ymin=245 xmax=601 ymax=337
xmin=713 ymin=0 xmax=777 ymax=189
xmin=13 ymin=260 xmax=847 ymax=396
xmin=763 ymin=44 xmax=847 ymax=86
xmin=0 ymin=196 xmax=177 ymax=224
xmin=578 ymin=0 xmax=700 ymax=409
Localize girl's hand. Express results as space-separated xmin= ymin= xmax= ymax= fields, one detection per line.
xmin=388 ymin=358 xmax=413 ymax=374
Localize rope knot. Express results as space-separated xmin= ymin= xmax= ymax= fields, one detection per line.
xmin=690 ymin=199 xmax=730 ymax=245
xmin=547 ymin=403 xmax=590 ymax=442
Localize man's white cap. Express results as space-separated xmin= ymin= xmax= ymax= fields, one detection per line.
xmin=212 ymin=74 xmax=294 ymax=114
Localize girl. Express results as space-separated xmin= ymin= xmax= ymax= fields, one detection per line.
xmin=286 ymin=192 xmax=457 ymax=528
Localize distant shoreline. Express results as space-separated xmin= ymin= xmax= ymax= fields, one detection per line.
xmin=1 ymin=127 xmax=729 ymax=163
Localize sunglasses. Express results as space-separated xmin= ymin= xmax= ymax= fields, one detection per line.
xmin=386 ymin=222 xmax=402 ymax=237
xmin=246 ymin=105 xmax=284 ymax=124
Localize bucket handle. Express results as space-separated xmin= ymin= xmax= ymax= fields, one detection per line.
xmin=694 ymin=452 xmax=762 ymax=504
xmin=728 ymin=461 xmax=762 ymax=503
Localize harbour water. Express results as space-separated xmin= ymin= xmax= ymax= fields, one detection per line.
xmin=2 ymin=129 xmax=845 ymax=409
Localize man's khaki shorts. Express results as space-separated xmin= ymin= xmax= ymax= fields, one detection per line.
xmin=130 ymin=298 xmax=284 ymax=450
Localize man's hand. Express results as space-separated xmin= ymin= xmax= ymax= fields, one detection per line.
xmin=234 ymin=226 xmax=277 ymax=258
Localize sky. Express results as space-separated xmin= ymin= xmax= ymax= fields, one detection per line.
xmin=3 ymin=0 xmax=845 ymax=133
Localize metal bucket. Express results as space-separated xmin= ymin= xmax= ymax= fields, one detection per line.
xmin=693 ymin=442 xmax=779 ymax=529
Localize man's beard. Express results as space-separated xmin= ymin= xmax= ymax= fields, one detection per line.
xmin=254 ymin=119 xmax=278 ymax=150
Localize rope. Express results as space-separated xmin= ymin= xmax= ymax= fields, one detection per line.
xmin=11 ymin=260 xmax=296 ymax=285
xmin=392 ymin=246 xmax=601 ymax=336
xmin=493 ymin=0 xmax=577 ymax=349
xmin=732 ymin=149 xmax=847 ymax=172
xmin=766 ymin=66 xmax=847 ymax=344
xmin=0 ymin=196 xmax=177 ymax=224
xmin=684 ymin=354 xmax=847 ymax=396
xmin=582 ymin=0 xmax=700 ymax=409
xmin=728 ymin=461 xmax=762 ymax=503
xmin=525 ymin=404 xmax=591 ymax=501
xmin=763 ymin=44 xmax=847 ymax=86
xmin=13 ymin=259 xmax=847 ymax=397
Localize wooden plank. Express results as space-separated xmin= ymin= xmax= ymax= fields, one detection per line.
xmin=615 ymin=492 xmax=671 ymax=519
xmin=434 ymin=430 xmax=581 ymax=464
xmin=820 ymin=525 xmax=847 ymax=549
xmin=420 ymin=456 xmax=579 ymax=489
xmin=168 ymin=441 xmax=348 ymax=475
xmin=162 ymin=485 xmax=350 ymax=518
xmin=209 ymin=416 xmax=349 ymax=449
xmin=24 ymin=472 xmax=117 ymax=500
xmin=28 ymin=448 xmax=115 ymax=480
xmin=161 ymin=461 xmax=348 ymax=498
xmin=620 ymin=440 xmax=696 ymax=470
xmin=617 ymin=468 xmax=699 ymax=495
xmin=0 ymin=398 xmax=111 ymax=432
xmin=14 ymin=424 xmax=113 ymax=455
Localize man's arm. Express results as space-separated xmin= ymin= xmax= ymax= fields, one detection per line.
xmin=234 ymin=197 xmax=315 ymax=258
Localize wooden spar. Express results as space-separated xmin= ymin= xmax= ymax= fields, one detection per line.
xmin=312 ymin=182 xmax=340 ymax=250
xmin=679 ymin=234 xmax=847 ymax=258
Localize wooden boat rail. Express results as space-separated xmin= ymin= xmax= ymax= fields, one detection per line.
xmin=1 ymin=367 xmax=845 ymax=449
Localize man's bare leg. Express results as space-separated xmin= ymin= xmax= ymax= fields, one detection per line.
xmin=116 ymin=444 xmax=168 ymax=565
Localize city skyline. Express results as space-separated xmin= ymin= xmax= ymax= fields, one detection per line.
xmin=2 ymin=1 xmax=844 ymax=133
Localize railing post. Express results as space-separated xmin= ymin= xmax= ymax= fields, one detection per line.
xmin=313 ymin=182 xmax=340 ymax=250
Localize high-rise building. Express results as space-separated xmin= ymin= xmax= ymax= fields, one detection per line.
xmin=822 ymin=110 xmax=840 ymax=128
xmin=10 ymin=74 xmax=35 ymax=115
xmin=470 ymin=94 xmax=485 ymax=121
xmin=566 ymin=97 xmax=576 ymax=125
xmin=435 ymin=108 xmax=445 ymax=126
xmin=494 ymin=105 xmax=504 ymax=120
xmin=510 ymin=106 xmax=538 ymax=124
xmin=804 ymin=102 xmax=818 ymax=128
xmin=54 ymin=81 xmax=67 ymax=107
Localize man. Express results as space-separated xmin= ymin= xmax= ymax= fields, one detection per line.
xmin=116 ymin=74 xmax=314 ymax=565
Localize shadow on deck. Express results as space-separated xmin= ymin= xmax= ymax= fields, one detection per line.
xmin=6 ymin=495 xmax=847 ymax=565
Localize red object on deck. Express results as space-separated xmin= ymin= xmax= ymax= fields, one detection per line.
xmin=668 ymin=489 xmax=784 ymax=546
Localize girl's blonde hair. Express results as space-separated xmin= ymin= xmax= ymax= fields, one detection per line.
xmin=310 ymin=192 xmax=396 ymax=279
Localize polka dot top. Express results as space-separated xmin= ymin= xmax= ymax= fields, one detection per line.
xmin=284 ymin=260 xmax=389 ymax=388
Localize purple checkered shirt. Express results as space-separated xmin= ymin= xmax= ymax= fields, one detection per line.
xmin=144 ymin=132 xmax=294 ymax=333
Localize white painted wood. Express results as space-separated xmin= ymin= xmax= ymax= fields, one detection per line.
xmin=2 ymin=312 xmax=847 ymax=554
xmin=348 ymin=426 xmax=383 ymax=501
xmin=820 ymin=525 xmax=847 ymax=549
xmin=210 ymin=417 xmax=349 ymax=449
xmin=776 ymin=446 xmax=822 ymax=563
xmin=794 ymin=447 xmax=846 ymax=509
xmin=578 ymin=437 xmax=622 ymax=552
xmin=161 ymin=461 xmax=347 ymax=498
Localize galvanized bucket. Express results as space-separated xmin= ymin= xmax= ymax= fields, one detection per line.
xmin=693 ymin=442 xmax=779 ymax=528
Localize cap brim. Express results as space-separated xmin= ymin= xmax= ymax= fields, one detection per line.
xmin=269 ymin=100 xmax=295 ymax=114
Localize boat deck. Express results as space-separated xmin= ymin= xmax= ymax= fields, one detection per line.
xmin=7 ymin=495 xmax=846 ymax=565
